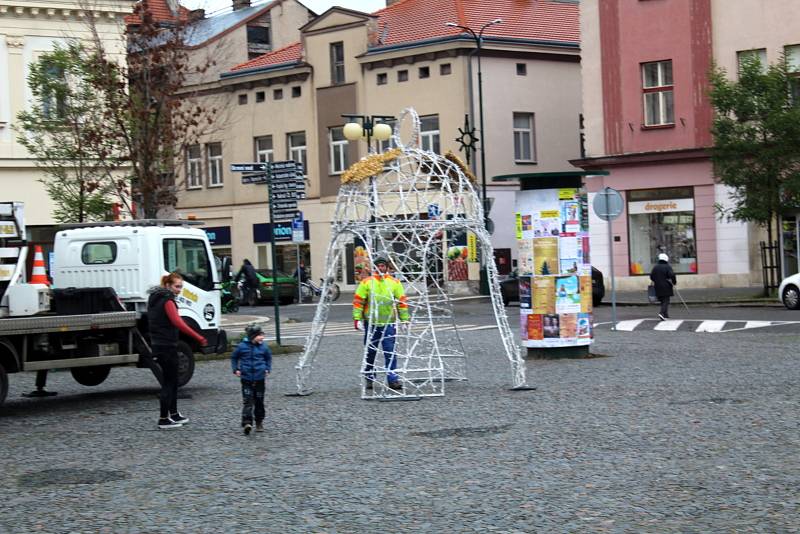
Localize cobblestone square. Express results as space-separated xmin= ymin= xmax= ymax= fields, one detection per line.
xmin=1 ymin=324 xmax=798 ymax=532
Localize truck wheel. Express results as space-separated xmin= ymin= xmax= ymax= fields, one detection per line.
xmin=176 ymin=341 xmax=196 ymax=388
xmin=0 ymin=363 xmax=7 ymax=407
xmin=71 ymin=365 xmax=111 ymax=386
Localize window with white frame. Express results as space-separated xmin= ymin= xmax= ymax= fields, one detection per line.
xmin=288 ymin=131 xmax=307 ymax=174
xmin=255 ymin=136 xmax=274 ymax=163
xmin=785 ymin=45 xmax=800 ymax=104
xmin=329 ymin=127 xmax=348 ymax=174
xmin=377 ymin=120 xmax=397 ymax=153
xmin=642 ymin=60 xmax=674 ymax=126
xmin=513 ymin=112 xmax=536 ymax=162
xmin=42 ymin=60 xmax=67 ymax=120
xmin=186 ymin=144 xmax=202 ymax=189
xmin=737 ymin=48 xmax=767 ymax=73
xmin=420 ymin=115 xmax=440 ymax=153
xmin=207 ymin=142 xmax=223 ymax=187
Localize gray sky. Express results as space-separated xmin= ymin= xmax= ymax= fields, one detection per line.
xmin=182 ymin=0 xmax=387 ymax=17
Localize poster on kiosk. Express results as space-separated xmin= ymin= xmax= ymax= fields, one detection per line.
xmin=515 ymin=188 xmax=593 ymax=348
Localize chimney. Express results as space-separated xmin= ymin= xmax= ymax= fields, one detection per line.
xmin=232 ymin=0 xmax=251 ymax=10
xmin=386 ymin=0 xmax=401 ymax=6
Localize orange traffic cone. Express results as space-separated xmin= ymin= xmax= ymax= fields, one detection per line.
xmin=30 ymin=245 xmax=50 ymax=285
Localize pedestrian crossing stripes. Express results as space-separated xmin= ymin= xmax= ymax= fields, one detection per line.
xmin=229 ymin=321 xmax=498 ymax=340
xmin=595 ymin=319 xmax=800 ymax=333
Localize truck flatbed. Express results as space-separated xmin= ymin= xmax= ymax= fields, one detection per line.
xmin=0 ymin=311 xmax=137 ymax=336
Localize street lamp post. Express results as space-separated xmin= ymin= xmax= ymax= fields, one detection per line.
xmin=445 ymin=18 xmax=502 ymax=231
xmin=342 ymin=114 xmax=395 ymax=255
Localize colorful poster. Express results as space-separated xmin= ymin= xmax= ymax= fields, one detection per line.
xmin=559 ymin=313 xmax=577 ymax=338
xmin=532 ymin=276 xmax=555 ymax=314
xmin=515 ymin=213 xmax=523 ymax=239
xmin=534 ymin=217 xmax=560 ymax=237
xmin=581 ymin=235 xmax=591 ymax=265
xmin=527 ymin=314 xmax=544 ymax=340
xmin=559 ymin=188 xmax=577 ymax=200
xmin=520 ymin=313 xmax=529 ymax=341
xmin=521 ymin=214 xmax=533 ymax=232
xmin=555 ymin=275 xmax=581 ymax=314
xmin=543 ymin=314 xmax=560 ymax=338
xmin=518 ymin=239 xmax=534 ymax=275
xmin=560 ymin=260 xmax=580 ymax=274
xmin=447 ymin=246 xmax=469 ymax=281
xmin=519 ymin=276 xmax=532 ymax=309
xmin=577 ymin=313 xmax=592 ymax=340
xmin=580 ymin=275 xmax=593 ymax=313
xmin=561 ymin=201 xmax=580 ymax=234
xmin=467 ymin=232 xmax=477 ymax=262
xmin=533 ymin=238 xmax=558 ymax=275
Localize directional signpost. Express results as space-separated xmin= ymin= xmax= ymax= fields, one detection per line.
xmin=231 ymin=160 xmax=307 ymax=344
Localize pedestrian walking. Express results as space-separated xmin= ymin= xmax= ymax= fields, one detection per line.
xmin=293 ymin=260 xmax=308 ymax=284
xmin=352 ymin=256 xmax=410 ymax=390
xmin=231 ymin=324 xmax=272 ymax=435
xmin=650 ymin=253 xmax=677 ymax=321
xmin=235 ymin=259 xmax=260 ymax=305
xmin=147 ymin=272 xmax=208 ymax=429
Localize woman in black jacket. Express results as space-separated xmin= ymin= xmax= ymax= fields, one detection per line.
xmin=148 ymin=272 xmax=207 ymax=429
xmin=650 ymin=253 xmax=677 ymax=320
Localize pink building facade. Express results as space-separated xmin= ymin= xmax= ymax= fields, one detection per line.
xmin=575 ymin=0 xmax=755 ymax=290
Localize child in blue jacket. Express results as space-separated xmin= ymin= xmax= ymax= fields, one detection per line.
xmin=231 ymin=324 xmax=272 ymax=435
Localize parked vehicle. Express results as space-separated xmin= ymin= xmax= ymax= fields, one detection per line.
xmin=778 ymin=273 xmax=800 ymax=309
xmin=0 ymin=202 xmax=227 ymax=407
xmin=499 ymin=266 xmax=606 ymax=307
xmin=252 ymin=269 xmax=298 ymax=306
xmin=300 ymin=277 xmax=341 ymax=302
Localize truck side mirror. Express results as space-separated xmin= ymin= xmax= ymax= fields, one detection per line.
xmin=221 ymin=257 xmax=232 ymax=283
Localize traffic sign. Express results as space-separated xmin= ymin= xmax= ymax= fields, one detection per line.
xmin=273 ymin=210 xmax=301 ymax=220
xmin=271 ymin=160 xmax=302 ymax=172
xmin=593 ymin=187 xmax=624 ymax=221
xmin=270 ymin=181 xmax=305 ymax=191
xmin=271 ymin=170 xmax=302 ymax=181
xmin=272 ymin=191 xmax=305 ymax=201
xmin=231 ymin=162 xmax=268 ymax=173
xmin=273 ymin=200 xmax=298 ymax=211
xmin=241 ymin=174 xmax=269 ymax=184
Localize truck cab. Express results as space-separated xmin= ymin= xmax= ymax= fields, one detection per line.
xmin=52 ymin=220 xmax=227 ymax=353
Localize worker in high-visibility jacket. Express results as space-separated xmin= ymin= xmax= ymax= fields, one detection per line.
xmin=353 ymin=256 xmax=410 ymax=390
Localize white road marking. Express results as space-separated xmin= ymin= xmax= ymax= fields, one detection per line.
xmin=654 ymin=320 xmax=683 ymax=331
xmin=614 ymin=319 xmax=647 ymax=331
xmin=695 ymin=320 xmax=726 ymax=332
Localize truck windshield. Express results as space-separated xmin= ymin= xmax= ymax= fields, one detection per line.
xmin=163 ymin=238 xmax=213 ymax=291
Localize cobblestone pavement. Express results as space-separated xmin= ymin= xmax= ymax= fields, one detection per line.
xmin=1 ymin=323 xmax=798 ymax=532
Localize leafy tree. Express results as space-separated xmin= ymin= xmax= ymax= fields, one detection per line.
xmin=83 ymin=2 xmax=223 ymax=218
xmin=16 ymin=43 xmax=124 ymax=223
xmin=709 ymin=54 xmax=800 ymax=249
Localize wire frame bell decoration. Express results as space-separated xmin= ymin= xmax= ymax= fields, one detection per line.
xmin=294 ymin=108 xmax=529 ymax=398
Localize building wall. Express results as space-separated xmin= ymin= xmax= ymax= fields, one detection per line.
xmin=0 ymin=1 xmax=133 ymax=226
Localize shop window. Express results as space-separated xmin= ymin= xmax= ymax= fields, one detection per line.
xmin=641 ymin=60 xmax=674 ymax=126
xmin=627 ymin=188 xmax=696 ymax=275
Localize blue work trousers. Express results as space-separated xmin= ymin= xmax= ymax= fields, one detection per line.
xmin=363 ymin=323 xmax=398 ymax=383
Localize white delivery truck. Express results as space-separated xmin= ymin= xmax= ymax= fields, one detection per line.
xmin=0 ymin=202 xmax=228 ymax=406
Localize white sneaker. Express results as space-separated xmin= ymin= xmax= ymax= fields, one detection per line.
xmin=158 ymin=417 xmax=183 ymax=429
xmin=170 ymin=413 xmax=189 ymax=424
xmin=658 ymin=313 xmax=666 ymax=321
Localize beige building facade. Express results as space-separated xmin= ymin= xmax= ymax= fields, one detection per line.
xmin=177 ymin=3 xmax=583 ymax=289
xmin=0 ymin=1 xmax=133 ymax=235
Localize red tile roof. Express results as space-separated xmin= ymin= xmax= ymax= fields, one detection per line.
xmin=230 ymin=41 xmax=304 ymax=72
xmin=124 ymin=0 xmax=191 ymax=26
xmin=228 ymin=0 xmax=578 ymax=74
xmin=372 ymin=0 xmax=579 ymax=46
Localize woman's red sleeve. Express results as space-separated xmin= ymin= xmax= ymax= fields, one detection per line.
xmin=165 ymin=300 xmax=206 ymax=344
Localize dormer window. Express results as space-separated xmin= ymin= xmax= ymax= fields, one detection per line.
xmin=247 ymin=25 xmax=271 ymax=58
